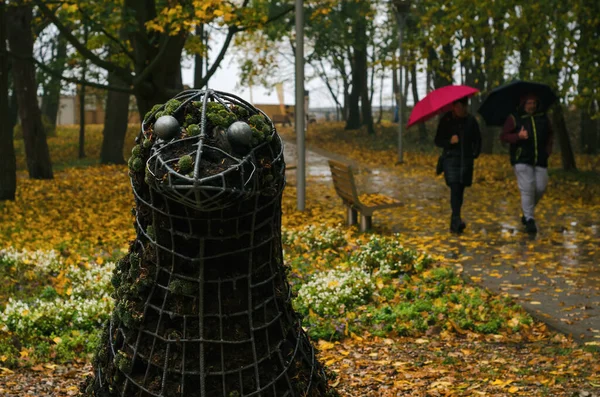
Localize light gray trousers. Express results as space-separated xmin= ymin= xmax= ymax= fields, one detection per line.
xmin=514 ymin=163 xmax=549 ymax=220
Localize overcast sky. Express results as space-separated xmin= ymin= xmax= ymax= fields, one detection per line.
xmin=179 ymin=26 xmax=404 ymax=110
xmin=180 ymin=49 xmax=349 ymax=109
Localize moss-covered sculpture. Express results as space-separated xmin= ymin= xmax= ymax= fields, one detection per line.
xmin=82 ymin=90 xmax=335 ymax=397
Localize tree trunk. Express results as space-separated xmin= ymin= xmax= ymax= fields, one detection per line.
xmin=7 ymin=5 xmax=53 ymax=179
xmin=479 ymin=33 xmax=494 ymax=154
xmin=430 ymin=45 xmax=453 ymax=90
xmin=552 ymin=104 xmax=577 ymax=171
xmin=41 ymin=35 xmax=67 ymax=132
xmin=369 ymin=55 xmax=375 ymax=105
xmin=546 ymin=8 xmax=575 ymax=170
xmin=361 ymin=79 xmax=374 ymax=135
xmin=360 ymin=44 xmax=374 ymax=134
xmin=518 ymin=34 xmax=531 ymax=80
xmin=346 ymin=10 xmax=370 ymax=132
xmin=440 ymin=43 xmax=453 ymax=86
xmin=580 ymin=104 xmax=597 ymax=154
xmin=410 ymin=61 xmax=427 ymax=143
xmin=79 ymin=27 xmax=88 ymax=160
xmin=425 ymin=56 xmax=432 ymax=94
xmin=377 ymin=71 xmax=384 ymax=124
xmin=0 ymin=1 xmax=17 ymax=200
xmin=8 ymin=75 xmax=18 ymax=133
xmin=125 ymin=0 xmax=186 ymax=119
xmin=342 ymin=79 xmax=350 ymax=121
xmin=577 ymin=8 xmax=597 ymax=154
xmin=78 ymin=82 xmax=86 ymax=159
xmin=193 ymin=24 xmax=204 ymax=89
xmin=132 ymin=38 xmax=185 ymax=119
xmin=345 ymin=50 xmax=361 ymax=130
xmin=100 ymin=72 xmax=130 ymax=164
xmin=402 ymin=64 xmax=409 ymax=127
xmin=392 ymin=63 xmax=399 ymax=123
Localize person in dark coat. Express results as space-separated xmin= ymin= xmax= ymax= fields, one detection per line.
xmin=500 ymin=93 xmax=554 ymax=234
xmin=435 ymin=97 xmax=482 ymax=234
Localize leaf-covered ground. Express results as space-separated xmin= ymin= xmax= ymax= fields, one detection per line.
xmin=0 ymin=124 xmax=599 ymax=396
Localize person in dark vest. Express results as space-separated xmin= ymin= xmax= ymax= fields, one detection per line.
xmin=435 ymin=97 xmax=482 ymax=234
xmin=500 ymin=93 xmax=554 ymax=234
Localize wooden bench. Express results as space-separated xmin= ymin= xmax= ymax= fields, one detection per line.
xmin=328 ymin=160 xmax=402 ymax=232
xmin=272 ymin=114 xmax=292 ymax=126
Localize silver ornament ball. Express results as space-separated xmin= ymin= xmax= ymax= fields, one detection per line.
xmin=226 ymin=121 xmax=253 ymax=148
xmin=154 ymin=115 xmax=181 ymax=140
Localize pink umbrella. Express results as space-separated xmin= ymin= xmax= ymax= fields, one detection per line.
xmin=407 ymin=85 xmax=479 ymax=128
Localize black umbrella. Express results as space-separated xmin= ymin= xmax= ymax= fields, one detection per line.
xmin=477 ymin=80 xmax=558 ymax=126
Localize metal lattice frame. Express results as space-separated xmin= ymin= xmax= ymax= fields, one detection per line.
xmin=86 ymin=90 xmax=330 ymax=397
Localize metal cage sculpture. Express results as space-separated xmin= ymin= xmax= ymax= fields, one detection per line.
xmin=84 ymin=90 xmax=332 ymax=397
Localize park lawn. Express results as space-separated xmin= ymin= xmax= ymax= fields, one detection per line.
xmin=0 ymin=124 xmax=598 ymax=396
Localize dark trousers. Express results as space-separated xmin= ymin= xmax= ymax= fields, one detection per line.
xmin=450 ymin=183 xmax=465 ymax=219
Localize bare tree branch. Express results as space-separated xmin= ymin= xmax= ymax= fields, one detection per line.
xmin=3 ymin=49 xmax=133 ymax=93
xmin=317 ymin=58 xmax=343 ymax=109
xmin=199 ymin=26 xmax=239 ymax=88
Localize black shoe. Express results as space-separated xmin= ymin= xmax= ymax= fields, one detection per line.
xmin=521 ymin=215 xmax=527 ymax=225
xmin=450 ymin=216 xmax=463 ymax=234
xmin=459 ymin=221 xmax=466 ymax=232
xmin=525 ymin=218 xmax=537 ymax=234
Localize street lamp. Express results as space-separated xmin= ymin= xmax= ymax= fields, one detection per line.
xmin=295 ymin=0 xmax=305 ymax=211
xmin=393 ymin=0 xmax=410 ymax=164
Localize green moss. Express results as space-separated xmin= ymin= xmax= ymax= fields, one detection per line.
xmin=144 ymin=103 xmax=163 ymax=121
xmin=206 ymin=101 xmax=226 ymax=113
xmin=146 ymin=225 xmax=155 ymax=240
xmin=178 ymin=155 xmax=194 ymax=173
xmin=184 ymin=113 xmax=197 ymax=127
xmin=207 ymin=110 xmax=237 ymax=129
xmin=205 ymin=102 xmax=237 ymax=128
xmin=111 ymin=271 xmax=122 ymax=289
xmin=248 ymin=114 xmax=267 ymax=129
xmin=232 ymin=105 xmax=249 ymax=119
xmin=164 ymin=99 xmax=182 ymax=114
xmin=129 ymin=157 xmax=143 ymax=172
xmin=114 ymin=351 xmax=133 ymax=374
xmin=168 ymin=278 xmax=198 ymax=295
xmin=131 ymin=145 xmax=142 ymax=157
xmin=187 ymin=124 xmax=201 ymax=136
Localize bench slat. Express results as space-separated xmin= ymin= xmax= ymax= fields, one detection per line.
xmin=328 ymin=160 xmax=402 ymax=230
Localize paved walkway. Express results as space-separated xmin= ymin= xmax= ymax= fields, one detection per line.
xmin=283 ymin=139 xmax=600 ymax=344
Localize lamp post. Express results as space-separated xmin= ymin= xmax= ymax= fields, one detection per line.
xmin=393 ymin=0 xmax=410 ymax=164
xmin=295 ymin=0 xmax=305 ymax=211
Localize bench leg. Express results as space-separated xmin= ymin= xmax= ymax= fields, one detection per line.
xmin=347 ymin=207 xmax=358 ymax=226
xmin=360 ymin=215 xmax=372 ymax=232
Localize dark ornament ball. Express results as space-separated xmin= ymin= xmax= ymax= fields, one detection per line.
xmin=226 ymin=121 xmax=253 ymax=149
xmin=154 ymin=115 xmax=181 ymax=140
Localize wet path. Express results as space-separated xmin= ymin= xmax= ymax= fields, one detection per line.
xmin=283 ymin=139 xmax=600 ymax=343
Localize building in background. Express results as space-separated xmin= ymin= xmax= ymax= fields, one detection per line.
xmin=49 ymin=91 xmax=140 ymax=125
